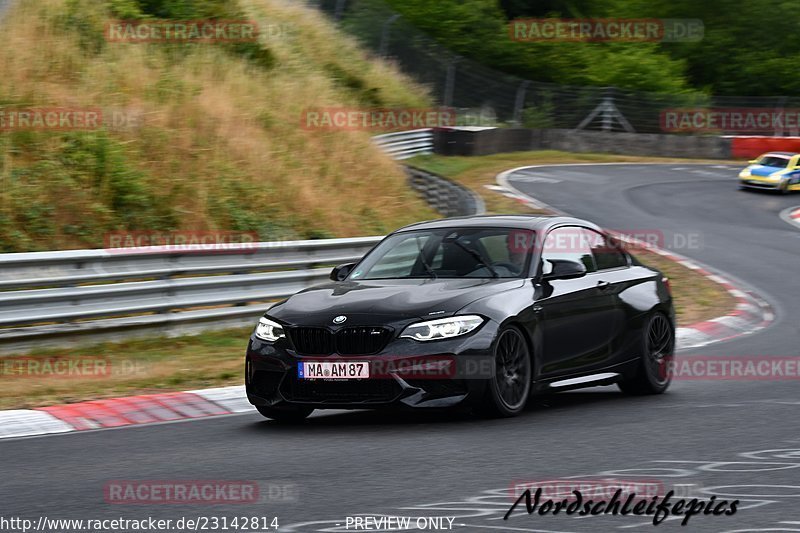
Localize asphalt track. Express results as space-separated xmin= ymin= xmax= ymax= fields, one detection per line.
xmin=2 ymin=164 xmax=800 ymax=533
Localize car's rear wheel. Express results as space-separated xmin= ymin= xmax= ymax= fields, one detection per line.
xmin=483 ymin=325 xmax=532 ymax=417
xmin=255 ymin=404 xmax=314 ymax=423
xmin=618 ymin=312 xmax=674 ymax=395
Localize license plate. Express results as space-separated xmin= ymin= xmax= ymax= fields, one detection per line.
xmin=298 ymin=361 xmax=369 ymax=380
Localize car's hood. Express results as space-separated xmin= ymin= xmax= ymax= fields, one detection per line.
xmin=268 ymin=278 xmax=526 ymax=325
xmin=749 ymin=165 xmax=783 ymax=177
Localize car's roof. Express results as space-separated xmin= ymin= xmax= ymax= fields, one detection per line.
xmin=395 ymin=214 xmax=600 ymax=232
xmin=762 ymin=152 xmax=798 ymax=158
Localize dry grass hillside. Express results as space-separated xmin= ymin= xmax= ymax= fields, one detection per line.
xmin=0 ymin=0 xmax=436 ymax=251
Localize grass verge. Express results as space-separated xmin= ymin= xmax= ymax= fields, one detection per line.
xmin=0 ymin=328 xmax=251 ymax=409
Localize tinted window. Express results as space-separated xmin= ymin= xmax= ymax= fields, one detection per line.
xmin=350 ymin=227 xmax=535 ymax=280
xmin=359 ymin=234 xmax=431 ymax=279
xmin=541 ymin=227 xmax=596 ymax=274
xmin=584 ymin=230 xmax=628 ymax=270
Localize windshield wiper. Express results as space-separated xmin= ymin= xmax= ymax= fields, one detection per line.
xmin=450 ymin=239 xmax=499 ymax=278
xmin=415 ymin=236 xmax=437 ymax=279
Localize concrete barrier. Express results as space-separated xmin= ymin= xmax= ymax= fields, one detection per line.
xmin=542 ymin=129 xmax=732 ymax=159
xmin=434 ymin=128 xmax=734 ymax=159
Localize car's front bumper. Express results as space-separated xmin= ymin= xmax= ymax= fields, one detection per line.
xmin=245 ymin=322 xmax=499 ymax=410
xmin=740 ymin=176 xmax=781 ymax=189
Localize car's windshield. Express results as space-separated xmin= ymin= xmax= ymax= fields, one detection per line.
xmin=349 ymin=227 xmax=536 ymax=280
xmin=756 ymin=155 xmax=790 ymax=168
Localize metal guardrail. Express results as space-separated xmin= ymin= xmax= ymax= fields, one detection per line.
xmin=0 ymin=237 xmax=382 ymax=352
xmin=405 ymin=166 xmax=485 ymax=217
xmin=372 ymin=129 xmax=485 ymax=217
xmin=372 ymin=128 xmax=433 ymax=159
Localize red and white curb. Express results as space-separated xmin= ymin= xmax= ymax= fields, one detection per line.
xmin=779 ymin=206 xmax=800 ymax=229
xmin=0 ymin=386 xmax=251 ymax=440
xmin=497 ymin=165 xmax=775 ymax=350
xmin=614 ymin=235 xmax=773 ymax=349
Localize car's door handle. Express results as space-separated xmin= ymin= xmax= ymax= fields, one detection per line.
xmin=597 ymin=280 xmax=611 ymax=291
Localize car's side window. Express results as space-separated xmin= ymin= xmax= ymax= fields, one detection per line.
xmin=541 ymin=227 xmax=597 ymax=274
xmin=584 ymin=229 xmax=628 ymax=270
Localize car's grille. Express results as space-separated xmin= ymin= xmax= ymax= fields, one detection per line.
xmin=288 ymin=326 xmax=393 ymax=355
xmin=284 ymin=377 xmax=401 ymax=403
xmin=335 ymin=326 xmax=393 ymax=355
xmin=289 ymin=327 xmax=334 ymax=355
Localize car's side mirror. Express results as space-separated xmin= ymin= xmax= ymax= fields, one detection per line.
xmin=541 ymin=259 xmax=587 ymax=281
xmin=330 ymin=263 xmax=356 ymax=281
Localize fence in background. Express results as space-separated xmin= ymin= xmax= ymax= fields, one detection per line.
xmin=308 ymin=0 xmax=800 ymax=136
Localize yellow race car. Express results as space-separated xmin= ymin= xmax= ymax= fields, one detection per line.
xmin=739 ymin=152 xmax=800 ymax=193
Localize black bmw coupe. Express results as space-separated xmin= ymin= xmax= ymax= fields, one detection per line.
xmin=246 ymin=215 xmax=675 ymax=421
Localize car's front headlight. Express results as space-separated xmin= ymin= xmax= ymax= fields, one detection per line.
xmin=739 ymin=168 xmax=751 ymax=178
xmin=400 ymin=315 xmax=484 ymax=341
xmin=254 ymin=317 xmax=285 ymax=341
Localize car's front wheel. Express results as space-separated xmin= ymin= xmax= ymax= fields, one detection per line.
xmin=255 ymin=404 xmax=314 ymax=423
xmin=618 ymin=312 xmax=674 ymax=395
xmin=483 ymin=325 xmax=532 ymax=417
